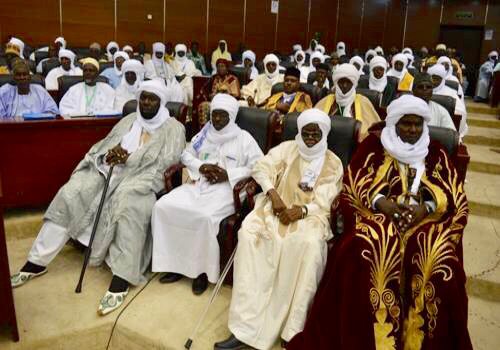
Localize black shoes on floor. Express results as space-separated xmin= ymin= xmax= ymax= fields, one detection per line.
xmin=159 ymin=272 xmax=209 ymax=295
xmin=214 ymin=334 xmax=249 ymax=350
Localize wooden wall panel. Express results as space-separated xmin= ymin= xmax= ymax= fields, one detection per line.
xmin=245 ymin=1 xmax=276 ymax=58
xmin=208 ymin=0 xmax=245 ymax=57
xmin=336 ymin=0 xmax=363 ymax=52
xmin=276 ymin=0 xmax=309 ymax=55
xmin=360 ymin=0 xmax=387 ymax=51
xmin=384 ymin=0 xmax=405 ymax=51
xmin=61 ymin=0 xmax=115 ymax=48
xmin=0 ymin=0 xmax=59 ymax=47
xmin=481 ymin=1 xmax=500 ymax=62
xmin=165 ymin=0 xmax=207 ymax=51
xmin=117 ymin=0 xmax=164 ymax=50
xmin=404 ymin=0 xmax=442 ymax=50
xmin=442 ymin=0 xmax=487 ymax=26
xmin=309 ymin=0 xmax=338 ymax=54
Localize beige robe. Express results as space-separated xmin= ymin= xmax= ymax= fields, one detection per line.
xmin=240 ymin=73 xmax=284 ymax=106
xmin=228 ymin=141 xmax=343 ymax=350
xmin=315 ymin=93 xmax=381 ymax=140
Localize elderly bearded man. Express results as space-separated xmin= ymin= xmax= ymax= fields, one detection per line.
xmin=11 ymin=80 xmax=186 ymax=315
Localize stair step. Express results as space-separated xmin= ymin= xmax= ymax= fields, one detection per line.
xmin=464 ymin=135 xmax=500 ymax=147
xmin=468 ymin=119 xmax=500 ymax=129
xmin=469 ymin=161 xmax=500 ymax=175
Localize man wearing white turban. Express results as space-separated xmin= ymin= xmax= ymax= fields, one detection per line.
xmin=424 ymin=43 xmax=463 ymax=81
xmin=358 ymin=55 xmax=398 ymax=108
xmin=375 ymin=45 xmax=384 ymax=56
xmin=114 ymin=59 xmax=146 ymax=111
xmin=387 ymin=53 xmax=415 ymax=91
xmin=475 ymin=50 xmax=498 ymax=101
xmin=45 ymin=49 xmax=83 ymax=90
xmin=336 ymin=41 xmax=346 ymax=57
xmin=151 ymin=93 xmax=263 ymax=295
xmin=236 ymin=50 xmax=259 ymax=80
xmin=437 ymin=55 xmax=465 ymax=100
xmin=29 ymin=37 xmax=67 ymax=61
xmin=171 ymin=43 xmax=201 ymax=106
xmin=100 ymin=51 xmax=130 ymax=88
xmin=290 ymin=44 xmax=303 ymax=62
xmin=288 ymin=94 xmax=471 ymax=350
xmin=293 ymin=49 xmax=309 ymax=83
xmin=105 ymin=41 xmax=119 ymax=62
xmin=428 ymin=63 xmax=468 ymax=138
xmin=240 ymin=53 xmax=284 ymax=107
xmin=315 ymin=63 xmax=381 ymax=139
xmin=215 ymin=108 xmax=344 ymax=350
xmin=349 ymin=55 xmax=365 ymax=74
xmin=59 ymin=58 xmax=116 ymax=117
xmin=11 ymin=80 xmax=186 ymax=316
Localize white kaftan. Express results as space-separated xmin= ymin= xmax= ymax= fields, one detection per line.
xmin=151 ymin=130 xmax=263 ymax=283
xmin=45 ymin=66 xmax=83 ymax=91
xmin=228 ymin=141 xmax=343 ymax=350
xmin=59 ymin=82 xmax=116 ymax=117
xmin=240 ymin=73 xmax=284 ymax=106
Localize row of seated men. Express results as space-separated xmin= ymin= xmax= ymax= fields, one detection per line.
xmin=1 ymin=37 xmax=467 ymax=149
xmin=9 ymin=61 xmax=472 ymax=350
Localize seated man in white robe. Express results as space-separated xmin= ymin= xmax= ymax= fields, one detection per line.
xmin=170 ymin=44 xmax=201 ymax=106
xmin=114 ymin=59 xmax=145 ymax=111
xmin=235 ymin=50 xmax=258 ymax=80
xmin=100 ymin=51 xmax=130 ymax=89
xmin=214 ymin=108 xmax=343 ymax=350
xmin=145 ymin=42 xmax=186 ymax=104
xmin=427 ymin=63 xmax=468 ymax=138
xmin=412 ymin=72 xmax=456 ymax=130
xmin=106 ymin=41 xmax=119 ymax=62
xmin=0 ymin=60 xmax=58 ymax=118
xmin=151 ymin=93 xmax=263 ymax=295
xmin=240 ymin=53 xmax=284 ymax=107
xmin=11 ymin=80 xmax=186 ymax=316
xmin=59 ymin=58 xmax=116 ymax=117
xmin=45 ymin=49 xmax=83 ymax=91
xmin=437 ymin=56 xmax=465 ymax=101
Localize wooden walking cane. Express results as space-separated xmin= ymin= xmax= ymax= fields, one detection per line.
xmin=75 ymin=165 xmax=114 ymax=293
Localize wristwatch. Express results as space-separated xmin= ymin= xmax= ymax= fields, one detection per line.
xmin=301 ymin=206 xmax=308 ymax=219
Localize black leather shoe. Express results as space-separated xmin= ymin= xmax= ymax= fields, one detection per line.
xmin=214 ymin=334 xmax=249 ymax=349
xmin=159 ymin=272 xmax=183 ymax=284
xmin=192 ymin=273 xmax=208 ymax=295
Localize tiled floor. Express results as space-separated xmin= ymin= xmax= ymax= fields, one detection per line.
xmin=1 ymin=101 xmax=499 ymax=350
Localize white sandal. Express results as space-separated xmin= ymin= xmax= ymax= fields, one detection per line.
xmin=11 ymin=269 xmax=48 ymax=288
xmin=97 ymin=288 xmax=129 ymax=316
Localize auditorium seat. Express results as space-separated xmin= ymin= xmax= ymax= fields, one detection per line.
xmin=431 ymin=94 xmax=461 ymax=131
xmin=228 ymin=66 xmax=250 ymax=87
xmin=271 ymin=82 xmax=328 ymax=105
xmin=357 ymin=75 xmax=399 ymax=108
xmin=162 ymin=106 xmax=277 ymax=284
xmin=0 ymin=74 xmax=45 ymax=88
xmin=35 ymin=51 xmax=49 ymax=67
xmin=307 ymin=71 xmax=334 ymax=88
xmin=98 ymin=62 xmax=114 ymax=73
xmin=356 ymin=88 xmax=381 ymax=110
xmin=57 ymin=75 xmax=109 ymax=103
xmin=42 ymin=58 xmax=60 ymax=77
xmin=445 ymin=79 xmax=459 ymax=91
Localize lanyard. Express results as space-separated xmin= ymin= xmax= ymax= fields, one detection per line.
xmin=85 ymin=85 xmax=97 ymax=111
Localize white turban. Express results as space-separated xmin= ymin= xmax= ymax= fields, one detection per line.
xmin=349 ymin=56 xmax=364 ymax=73
xmin=90 ymin=42 xmax=101 ymax=50
xmin=106 ymin=41 xmax=119 ymax=55
xmin=55 ymin=37 xmax=66 ymax=49
xmin=336 ymin=41 xmax=346 ymax=56
xmin=175 ymin=43 xmax=188 ymax=64
xmin=293 ymin=44 xmax=303 ymax=52
xmin=427 ymin=63 xmax=447 ymax=92
xmin=311 ymin=51 xmax=325 ymax=64
xmin=387 ymin=53 xmax=408 ymax=79
xmin=436 ymin=43 xmax=447 ymax=51
xmin=203 ymin=93 xmax=242 ymax=146
xmin=58 ymin=49 xmax=76 ymax=70
xmin=333 ymin=63 xmax=360 ymax=111
xmin=402 ymin=47 xmax=413 ymax=55
xmin=489 ymin=51 xmax=498 ymax=60
xmin=113 ymin=51 xmax=130 ymax=75
xmin=120 ymin=59 xmax=145 ymax=92
xmin=263 ymin=53 xmax=280 ymax=80
xmin=375 ymin=46 xmax=384 ymax=56
xmin=152 ymin=42 xmax=166 ymax=65
xmin=437 ymin=56 xmax=453 ymax=78
xmin=242 ymin=50 xmax=256 ymax=65
xmin=123 ymin=45 xmax=133 ymax=53
xmin=405 ymin=52 xmax=415 ymax=68
xmin=295 ymin=109 xmax=332 ymax=188
xmin=121 ymin=80 xmax=171 ymax=153
xmin=295 ymin=50 xmax=305 ymax=67
xmin=369 ymin=56 xmax=388 ymax=93
xmin=9 ymin=37 xmax=25 ymax=58
xmin=365 ymin=49 xmax=377 ymax=64
xmin=315 ymin=44 xmax=326 ymax=54
xmin=381 ymin=94 xmax=431 ymax=167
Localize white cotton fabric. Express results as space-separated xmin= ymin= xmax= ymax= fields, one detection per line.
xmin=295 ymin=50 xmax=306 ymax=68
xmin=205 ymin=94 xmax=242 ymax=145
xmin=405 ymin=53 xmax=415 ymax=69
xmin=113 ymin=51 xmax=130 ymax=76
xmin=315 ymin=44 xmax=326 ymax=54
xmin=58 ymin=49 xmax=77 ymax=71
xmin=263 ymin=53 xmax=281 ymax=83
xmin=381 ymin=95 xmax=431 ymax=168
xmin=122 ymin=45 xmax=133 ymax=53
xmin=332 ymin=63 xmax=360 ymax=115
xmin=236 ymin=50 xmax=258 ymax=80
xmin=55 ymin=37 xmax=66 ymax=49
xmin=437 ymin=56 xmax=454 ymax=79
xmin=336 ymin=41 xmax=346 ymax=56
xmin=365 ymin=49 xmax=377 ymax=64
xmin=402 ymin=47 xmax=413 ymax=55
xmin=45 ymin=49 xmax=83 ymax=90
xmin=106 ymin=41 xmax=119 ymax=61
xmin=369 ymin=56 xmax=388 ymax=92
xmin=387 ymin=53 xmax=408 ymax=79
xmin=9 ymin=37 xmax=25 ymax=58
xmin=114 ymin=59 xmax=145 ymax=111
xmin=120 ymin=80 xmax=170 ymax=154
xmin=375 ymin=46 xmax=384 ymax=56
xmin=349 ymin=56 xmax=365 ymax=73
xmin=295 ymin=109 xmax=331 ymax=188
xmin=293 ymin=44 xmax=302 ymax=52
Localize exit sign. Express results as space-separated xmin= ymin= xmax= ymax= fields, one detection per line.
xmin=455 ymin=11 xmax=474 ymax=20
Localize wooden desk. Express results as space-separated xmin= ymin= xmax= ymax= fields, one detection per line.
xmin=0 ymin=175 xmax=19 ymax=341
xmin=0 ymin=117 xmax=120 ymax=208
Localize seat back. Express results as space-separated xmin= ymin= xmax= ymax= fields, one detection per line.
xmin=356 ymin=88 xmax=381 ymax=108
xmin=70 ymin=47 xmax=91 ymax=59
xmin=235 ymin=107 xmax=275 ymax=153
xmin=57 ymin=75 xmax=109 ymax=102
xmin=122 ymin=99 xmax=188 ymax=125
xmin=99 ymin=62 xmax=114 ymax=73
xmin=282 ymin=112 xmax=361 ymax=168
xmin=35 ymin=51 xmax=49 ymax=66
xmin=255 ymin=61 xmax=264 ymax=74
xmin=431 ymin=94 xmax=456 ymax=118
xmin=270 ymin=82 xmax=327 ymax=105
xmin=306 ymin=70 xmax=333 ymax=88
xmin=42 ymin=58 xmax=60 ymax=77
xmin=445 ymin=79 xmax=459 ymax=91
xmin=0 ymin=74 xmax=45 ymax=87
xmin=358 ymin=75 xmax=369 ymax=89
xmin=429 ymin=125 xmax=458 ymax=156
xmin=228 ymin=66 xmax=250 ymax=87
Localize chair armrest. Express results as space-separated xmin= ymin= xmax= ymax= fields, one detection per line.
xmin=245 ymin=178 xmax=261 ymax=210
xmin=232 ymin=178 xmax=253 ymax=213
xmin=163 ymin=163 xmax=185 ymax=194
xmin=330 ymin=197 xmax=344 ymax=236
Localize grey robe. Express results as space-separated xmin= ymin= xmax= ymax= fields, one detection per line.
xmin=44 ymin=113 xmax=186 ymax=285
